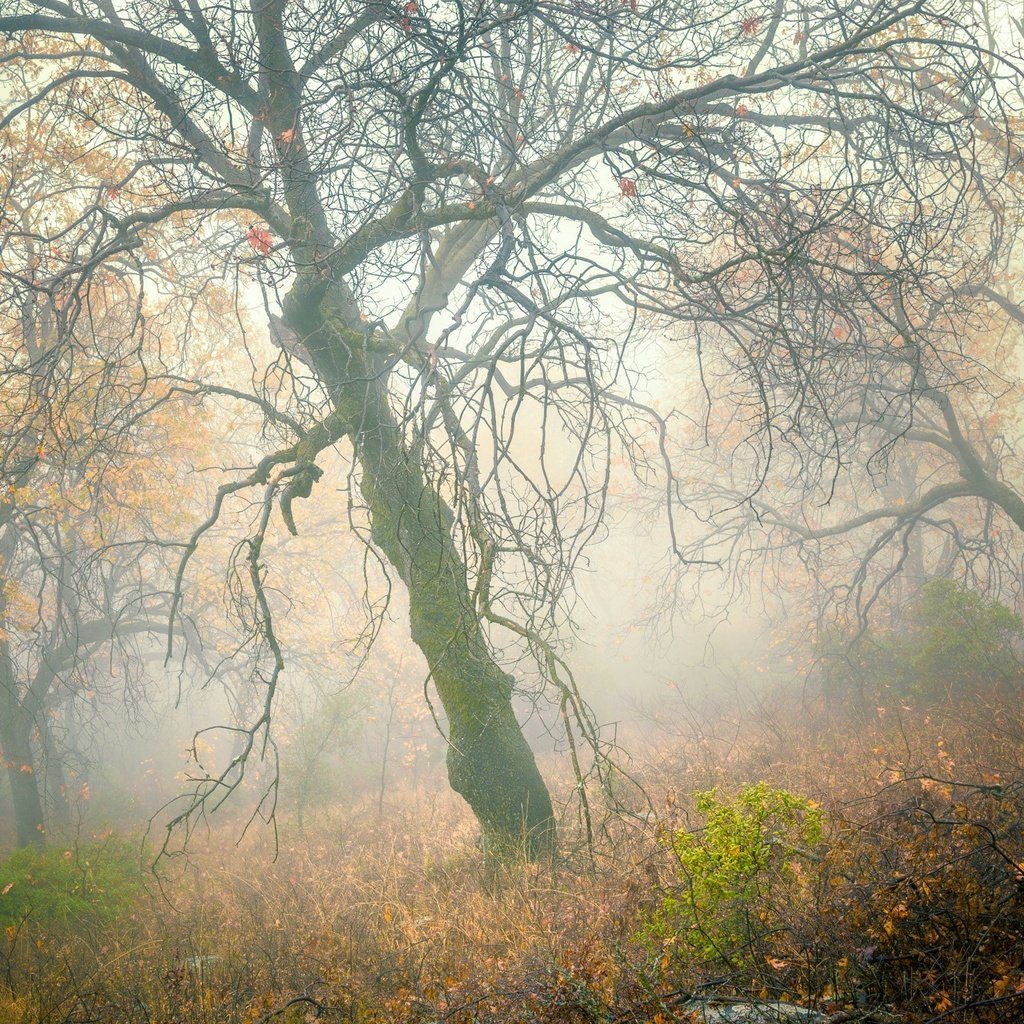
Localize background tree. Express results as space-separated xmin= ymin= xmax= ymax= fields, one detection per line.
xmin=659 ymin=258 xmax=1024 ymax=660
xmin=0 ymin=79 xmax=237 ymax=846
xmin=1 ymin=0 xmax=1020 ymax=857
xmin=0 ymin=269 xmax=216 ymax=847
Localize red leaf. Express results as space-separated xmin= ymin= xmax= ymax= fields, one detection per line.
xmin=400 ymin=16 xmax=412 ymax=31
xmin=246 ymin=226 xmax=273 ymax=256
xmin=619 ymin=176 xmax=638 ymax=198
xmin=405 ymin=0 xmax=418 ymax=11
xmin=741 ymin=16 xmax=761 ymax=34
xmin=566 ymin=42 xmax=580 ymax=53
xmin=736 ymin=103 xmax=749 ymax=117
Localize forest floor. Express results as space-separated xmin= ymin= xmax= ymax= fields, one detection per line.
xmin=2 ymin=683 xmax=1023 ymax=1024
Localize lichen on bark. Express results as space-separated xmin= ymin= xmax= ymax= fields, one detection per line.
xmin=358 ymin=379 xmax=556 ymax=859
xmin=282 ymin=290 xmax=556 ymax=860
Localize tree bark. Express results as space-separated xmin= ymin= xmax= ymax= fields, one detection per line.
xmin=0 ymin=647 xmax=45 ymax=850
xmin=284 ymin=287 xmax=556 ymax=859
xmin=357 ymin=385 xmax=556 ymax=859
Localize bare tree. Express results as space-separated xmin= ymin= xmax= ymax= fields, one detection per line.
xmin=0 ymin=151 xmax=199 ymax=845
xmin=661 ymin=259 xmax=1024 ymax=649
xmin=1 ymin=0 xmax=1019 ymax=857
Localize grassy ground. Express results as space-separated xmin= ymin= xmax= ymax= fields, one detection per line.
xmin=2 ymin=684 xmax=1022 ymax=1023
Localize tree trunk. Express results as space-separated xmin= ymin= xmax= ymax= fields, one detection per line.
xmin=284 ymin=283 xmax=557 ymax=860
xmin=0 ymin=534 xmax=43 ymax=848
xmin=38 ymin=712 xmax=70 ymax=830
xmin=0 ymin=653 xmax=45 ymax=849
xmin=357 ymin=379 xmax=556 ymax=859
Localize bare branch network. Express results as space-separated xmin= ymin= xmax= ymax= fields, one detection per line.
xmin=1 ymin=0 xmax=1022 ymax=855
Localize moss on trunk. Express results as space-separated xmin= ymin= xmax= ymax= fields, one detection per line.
xmin=283 ymin=287 xmax=557 ymax=859
xmin=357 ymin=380 xmax=555 ymax=859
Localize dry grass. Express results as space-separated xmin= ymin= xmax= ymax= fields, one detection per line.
xmin=2 ymin=684 xmax=1023 ymax=1023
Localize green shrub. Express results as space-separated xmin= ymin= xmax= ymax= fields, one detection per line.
xmin=820 ymin=580 xmax=1024 ymax=703
xmin=899 ymin=579 xmax=1023 ymax=696
xmin=0 ymin=834 xmax=146 ymax=934
xmin=649 ymin=783 xmax=823 ymax=966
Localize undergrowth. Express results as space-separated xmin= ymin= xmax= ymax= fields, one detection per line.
xmin=1 ymin=685 xmax=1023 ymax=1023
xmin=0 ymin=833 xmax=147 ymax=936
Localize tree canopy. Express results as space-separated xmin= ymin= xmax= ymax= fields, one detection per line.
xmin=1 ymin=0 xmax=1022 ymax=856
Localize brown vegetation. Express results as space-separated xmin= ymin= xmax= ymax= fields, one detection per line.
xmin=2 ymin=682 xmax=1022 ymax=1024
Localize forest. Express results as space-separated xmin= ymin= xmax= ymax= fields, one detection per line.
xmin=1 ymin=0 xmax=1023 ymax=1021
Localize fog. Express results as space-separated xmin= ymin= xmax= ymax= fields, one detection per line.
xmin=2 ymin=0 xmax=1024 ymax=1019
xmin=0 ymin=455 xmax=822 ymax=853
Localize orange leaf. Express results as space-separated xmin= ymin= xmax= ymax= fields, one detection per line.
xmin=246 ymin=226 xmax=273 ymax=256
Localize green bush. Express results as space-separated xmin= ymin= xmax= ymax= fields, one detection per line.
xmin=649 ymin=783 xmax=824 ymax=966
xmin=900 ymin=579 xmax=1023 ymax=696
xmin=829 ymin=579 xmax=1024 ymax=701
xmin=0 ymin=834 xmax=147 ymax=934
